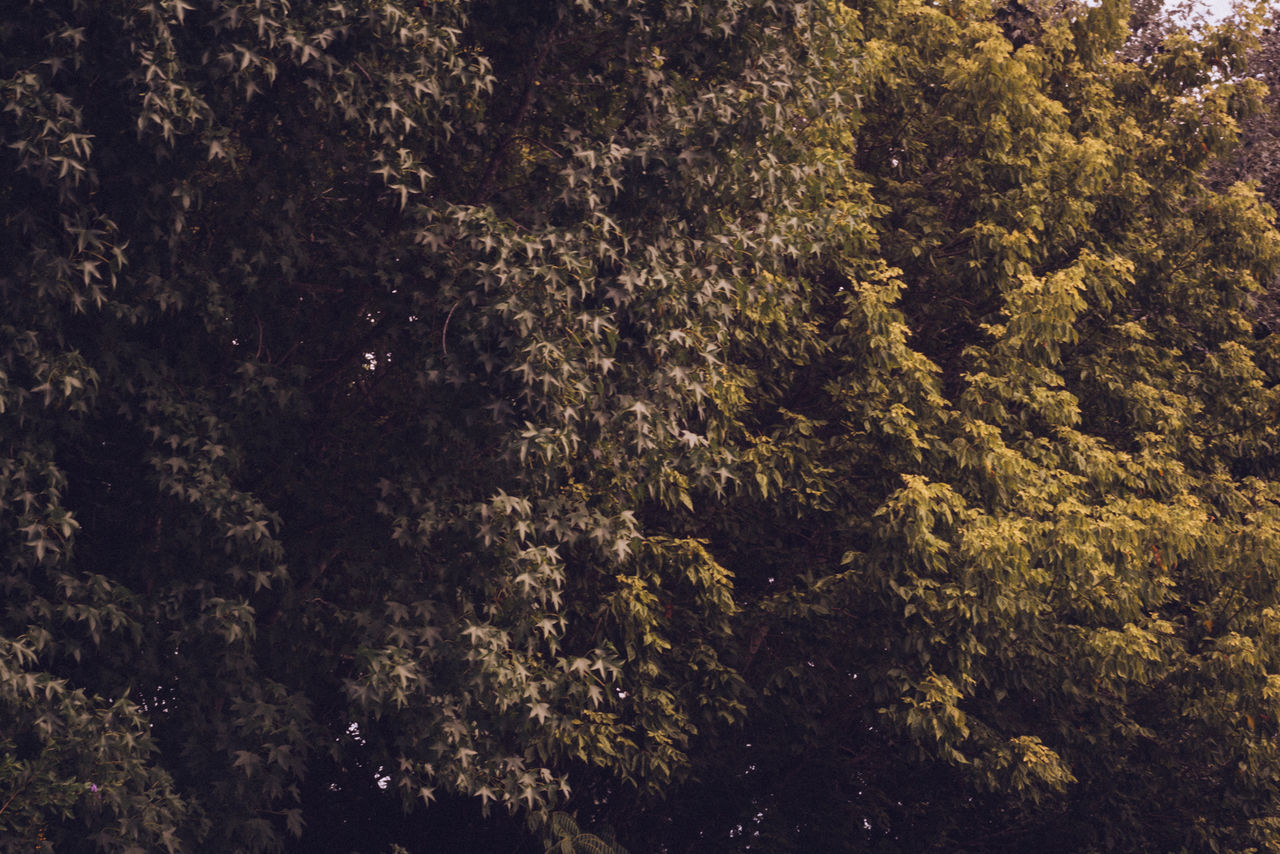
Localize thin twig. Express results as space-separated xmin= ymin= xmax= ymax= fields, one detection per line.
xmin=441 ymin=300 xmax=460 ymax=356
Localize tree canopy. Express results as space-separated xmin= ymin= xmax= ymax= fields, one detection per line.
xmin=3 ymin=0 xmax=1280 ymax=852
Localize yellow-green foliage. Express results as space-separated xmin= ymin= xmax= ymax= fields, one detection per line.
xmin=657 ymin=1 xmax=1280 ymax=851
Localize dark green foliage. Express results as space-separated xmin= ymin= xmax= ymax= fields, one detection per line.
xmin=1 ymin=0 xmax=843 ymax=850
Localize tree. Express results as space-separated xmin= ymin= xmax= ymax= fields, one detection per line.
xmin=0 ymin=0 xmax=845 ymax=850
xmin=598 ymin=1 xmax=1280 ymax=851
xmin=5 ymin=0 xmax=1280 ymax=852
xmin=1210 ymin=3 xmax=1280 ymax=327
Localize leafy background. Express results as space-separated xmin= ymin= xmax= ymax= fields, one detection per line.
xmin=3 ymin=1 xmax=1280 ymax=852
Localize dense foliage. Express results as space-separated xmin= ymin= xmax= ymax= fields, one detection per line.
xmin=1214 ymin=3 xmax=1280 ymax=325
xmin=2 ymin=0 xmax=1279 ymax=852
xmin=646 ymin=2 xmax=1280 ymax=851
